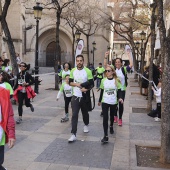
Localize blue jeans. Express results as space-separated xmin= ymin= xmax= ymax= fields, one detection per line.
xmin=96 ymin=78 xmax=102 ymax=88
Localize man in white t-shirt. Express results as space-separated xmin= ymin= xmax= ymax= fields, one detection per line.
xmin=68 ymin=55 xmax=94 ymax=142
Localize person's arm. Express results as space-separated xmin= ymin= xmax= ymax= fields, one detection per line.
xmin=98 ymin=89 xmax=104 ymax=103
xmin=7 ymin=98 xmax=16 ymax=149
xmin=104 ymin=52 xmax=109 ymax=68
xmin=117 ymin=90 xmax=124 ymax=104
xmin=56 ymin=84 xmax=64 ymax=100
xmin=25 ymin=73 xmax=35 ymax=86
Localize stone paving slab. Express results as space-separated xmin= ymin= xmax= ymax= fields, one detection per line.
xmin=15 ymin=117 xmax=50 ymax=131
xmin=130 ymin=124 xmax=161 ymax=141
xmin=35 ymin=138 xmax=114 ymax=169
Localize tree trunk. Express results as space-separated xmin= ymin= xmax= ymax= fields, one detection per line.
xmin=147 ymin=3 xmax=156 ymax=112
xmin=55 ymin=11 xmax=61 ymax=90
xmin=0 ymin=0 xmax=18 ymax=76
xmin=86 ymin=35 xmax=89 ymax=65
xmin=156 ymin=0 xmax=170 ymax=164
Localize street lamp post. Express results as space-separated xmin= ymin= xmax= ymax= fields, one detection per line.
xmin=92 ymin=41 xmax=96 ymax=66
xmin=135 ymin=41 xmax=140 ymax=71
xmin=140 ymin=30 xmax=146 ymax=94
xmin=75 ymin=30 xmax=81 ymax=42
xmin=33 ymin=2 xmax=43 ymax=94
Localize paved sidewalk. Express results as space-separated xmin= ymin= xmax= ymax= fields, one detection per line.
xmin=3 ymin=73 xmax=165 ymax=170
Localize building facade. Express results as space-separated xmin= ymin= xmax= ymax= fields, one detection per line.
xmin=1 ymin=0 xmax=110 ymax=69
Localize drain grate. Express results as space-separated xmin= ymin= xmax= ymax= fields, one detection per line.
xmin=132 ymin=107 xmax=147 ymax=113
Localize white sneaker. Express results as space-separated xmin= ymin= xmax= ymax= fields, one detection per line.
xmin=83 ymin=125 xmax=89 ymax=133
xmin=68 ymin=134 xmax=76 ymax=142
xmin=154 ymin=117 xmax=161 ymax=122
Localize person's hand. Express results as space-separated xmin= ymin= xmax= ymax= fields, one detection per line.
xmin=22 ymin=82 xmax=28 ymax=86
xmin=8 ymin=138 xmax=15 ymax=149
xmin=81 ymin=88 xmax=88 ymax=92
xmin=119 ymin=98 xmax=124 ymax=104
xmin=76 ymin=83 xmax=81 ymax=88
xmin=98 ymin=102 xmax=101 ymax=106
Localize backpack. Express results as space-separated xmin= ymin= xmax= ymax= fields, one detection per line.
xmin=121 ymin=67 xmax=128 ymax=87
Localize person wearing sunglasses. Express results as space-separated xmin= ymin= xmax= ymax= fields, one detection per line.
xmin=104 ymin=51 xmax=133 ymax=126
xmin=98 ymin=65 xmax=123 ymax=143
xmin=13 ymin=62 xmax=36 ymax=124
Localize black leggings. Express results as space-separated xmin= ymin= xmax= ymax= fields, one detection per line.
xmin=64 ymin=96 xmax=72 ymax=113
xmin=0 ymin=145 xmax=5 ymax=170
xmin=115 ymin=90 xmax=126 ymax=119
xmin=18 ymin=91 xmax=31 ymax=117
xmin=102 ymin=103 xmax=117 ymax=136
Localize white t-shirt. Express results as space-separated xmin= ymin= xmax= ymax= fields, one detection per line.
xmin=70 ymin=67 xmax=93 ymax=97
xmin=60 ymin=70 xmax=70 ymax=83
xmin=116 ymin=68 xmax=125 ymax=90
xmin=100 ymin=78 xmax=119 ymax=105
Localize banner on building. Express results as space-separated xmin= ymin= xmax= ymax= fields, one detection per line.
xmin=125 ymin=45 xmax=134 ymax=71
xmin=75 ymin=39 xmax=84 ymax=66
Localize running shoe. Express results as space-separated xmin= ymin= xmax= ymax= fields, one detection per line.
xmin=83 ymin=125 xmax=89 ymax=133
xmin=16 ymin=117 xmax=22 ymax=124
xmin=114 ymin=116 xmax=118 ymax=123
xmin=30 ymin=104 xmax=34 ymax=112
xmin=101 ymin=136 xmax=109 ymax=143
xmin=68 ymin=134 xmax=76 ymax=142
xmin=118 ymin=119 xmax=122 ymax=126
xmin=154 ymin=117 xmax=161 ymax=122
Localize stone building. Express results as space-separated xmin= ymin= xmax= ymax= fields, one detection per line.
xmin=1 ymin=0 xmax=110 ymax=69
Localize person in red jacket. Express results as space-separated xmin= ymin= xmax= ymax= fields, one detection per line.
xmin=0 ymin=87 xmax=15 ymax=170
xmin=13 ymin=62 xmax=35 ymax=124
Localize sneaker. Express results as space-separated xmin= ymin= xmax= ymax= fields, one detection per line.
xmin=114 ymin=116 xmax=118 ymax=123
xmin=100 ymin=112 xmax=103 ymax=117
xmin=16 ymin=117 xmax=22 ymax=124
xmin=101 ymin=136 xmax=109 ymax=143
xmin=154 ymin=117 xmax=161 ymax=122
xmin=118 ymin=119 xmax=122 ymax=126
xmin=30 ymin=104 xmax=34 ymax=112
xmin=83 ymin=125 xmax=89 ymax=133
xmin=110 ymin=126 xmax=114 ymax=134
xmin=68 ymin=134 xmax=76 ymax=142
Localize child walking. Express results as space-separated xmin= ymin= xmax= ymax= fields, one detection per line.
xmin=56 ymin=75 xmax=73 ymax=122
xmin=152 ymin=80 xmax=162 ymax=121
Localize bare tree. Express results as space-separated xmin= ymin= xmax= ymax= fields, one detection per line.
xmin=155 ymin=0 xmax=170 ymax=164
xmin=0 ymin=0 xmax=18 ymax=76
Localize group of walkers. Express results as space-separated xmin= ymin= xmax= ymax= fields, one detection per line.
xmin=56 ymin=51 xmax=133 ymax=143
xmin=0 ymin=51 xmax=133 ymax=169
